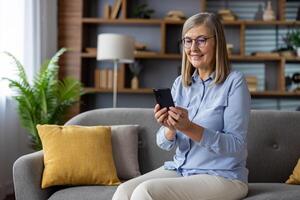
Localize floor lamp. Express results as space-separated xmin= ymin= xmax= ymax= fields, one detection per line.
xmin=97 ymin=34 xmax=134 ymax=108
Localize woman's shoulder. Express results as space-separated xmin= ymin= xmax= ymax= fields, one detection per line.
xmin=227 ymin=70 xmax=245 ymax=80
xmin=174 ymin=75 xmax=182 ymax=83
xmin=223 ymin=70 xmax=249 ymax=97
xmin=224 ymin=70 xmax=246 ymax=86
xmin=172 ymin=75 xmax=183 ymax=88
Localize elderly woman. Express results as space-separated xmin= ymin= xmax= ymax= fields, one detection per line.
xmin=113 ymin=12 xmax=250 ymax=200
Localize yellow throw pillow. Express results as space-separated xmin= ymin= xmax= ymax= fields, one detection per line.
xmin=37 ymin=125 xmax=121 ymax=189
xmin=286 ymin=159 xmax=300 ymax=184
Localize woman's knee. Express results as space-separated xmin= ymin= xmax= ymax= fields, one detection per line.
xmin=131 ymin=180 xmax=158 ymax=200
xmin=112 ymin=182 xmax=132 ymax=200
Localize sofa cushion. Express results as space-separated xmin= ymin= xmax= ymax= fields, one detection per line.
xmin=286 ymin=158 xmax=300 ymax=184
xmin=244 ymin=183 xmax=300 ymax=199
xmin=111 ymin=125 xmax=141 ymax=180
xmin=48 ymin=186 xmax=117 ymax=200
xmin=37 ymin=125 xmax=120 ymax=188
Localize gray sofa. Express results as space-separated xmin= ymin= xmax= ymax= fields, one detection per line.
xmin=13 ymin=108 xmax=300 ymax=200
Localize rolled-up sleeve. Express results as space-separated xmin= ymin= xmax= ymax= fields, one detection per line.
xmin=197 ymin=74 xmax=251 ymax=154
xmin=156 ymin=127 xmax=176 ymax=151
xmin=155 ymin=76 xmax=181 ymax=151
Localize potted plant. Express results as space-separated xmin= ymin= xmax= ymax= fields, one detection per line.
xmin=129 ymin=61 xmax=143 ymax=89
xmin=2 ymin=48 xmax=83 ymax=150
xmin=132 ymin=3 xmax=155 ymax=19
xmin=285 ymin=28 xmax=300 ymax=56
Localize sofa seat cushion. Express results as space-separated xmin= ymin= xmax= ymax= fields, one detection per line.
xmin=48 ymin=186 xmax=118 ymax=200
xmin=244 ymin=183 xmax=300 ymax=199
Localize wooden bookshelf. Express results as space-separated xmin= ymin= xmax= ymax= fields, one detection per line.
xmin=84 ymin=87 xmax=153 ymax=94
xmin=82 ymin=18 xmax=300 ymax=26
xmin=82 ymin=52 xmax=295 ymax=61
xmin=83 ymin=87 xmax=300 ymax=99
xmin=58 ymin=0 xmax=300 ymax=115
xmin=82 ymin=18 xmax=162 ymax=25
xmin=251 ymin=91 xmax=300 ymax=98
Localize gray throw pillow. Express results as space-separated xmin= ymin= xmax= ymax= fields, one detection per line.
xmin=111 ymin=125 xmax=141 ymax=180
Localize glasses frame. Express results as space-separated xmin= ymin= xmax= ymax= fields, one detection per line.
xmin=181 ymin=35 xmax=215 ymax=49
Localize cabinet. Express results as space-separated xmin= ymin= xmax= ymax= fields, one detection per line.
xmin=58 ymin=0 xmax=300 ymax=116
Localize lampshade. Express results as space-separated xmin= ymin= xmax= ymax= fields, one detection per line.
xmin=97 ymin=33 xmax=134 ymax=63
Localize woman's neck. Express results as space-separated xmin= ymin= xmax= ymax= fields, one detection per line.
xmin=198 ymin=68 xmax=213 ymax=80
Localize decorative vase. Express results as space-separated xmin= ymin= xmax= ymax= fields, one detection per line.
xmin=263 ymin=1 xmax=275 ymax=21
xmin=131 ymin=76 xmax=139 ymax=89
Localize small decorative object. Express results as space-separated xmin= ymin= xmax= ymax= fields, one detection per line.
xmin=129 ymin=61 xmax=143 ymax=89
xmin=164 ymin=10 xmax=186 ymax=21
xmin=285 ymin=75 xmax=293 ymax=91
xmin=218 ymin=9 xmax=238 ymax=21
xmin=131 ymin=76 xmax=139 ymax=89
xmin=132 ymin=3 xmax=154 ymax=19
xmin=293 ymin=72 xmax=300 ymax=91
xmin=226 ymin=43 xmax=233 ymax=55
xmin=254 ymin=4 xmax=264 ymax=20
xmin=2 ymin=48 xmax=83 ymax=150
xmin=263 ymin=1 xmax=275 ymax=21
xmin=134 ymin=41 xmax=147 ymax=51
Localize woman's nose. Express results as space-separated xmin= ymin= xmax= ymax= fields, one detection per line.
xmin=191 ymin=40 xmax=199 ymax=50
xmin=191 ymin=41 xmax=200 ymax=51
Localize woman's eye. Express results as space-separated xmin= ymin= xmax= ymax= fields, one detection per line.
xmin=196 ymin=38 xmax=206 ymax=45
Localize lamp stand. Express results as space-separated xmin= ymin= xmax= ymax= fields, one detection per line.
xmin=113 ymin=60 xmax=118 ymax=108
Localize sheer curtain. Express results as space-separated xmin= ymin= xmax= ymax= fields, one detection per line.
xmin=0 ymin=0 xmax=57 ymax=198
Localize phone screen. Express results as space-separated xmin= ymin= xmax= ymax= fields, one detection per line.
xmin=153 ymin=88 xmax=175 ymax=109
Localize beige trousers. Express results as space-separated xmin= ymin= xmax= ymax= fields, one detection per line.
xmin=112 ymin=167 xmax=248 ymax=200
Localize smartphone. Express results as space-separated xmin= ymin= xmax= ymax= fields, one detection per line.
xmin=153 ymin=88 xmax=175 ymax=109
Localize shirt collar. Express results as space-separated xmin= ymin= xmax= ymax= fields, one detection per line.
xmin=191 ymin=70 xmax=215 ymax=83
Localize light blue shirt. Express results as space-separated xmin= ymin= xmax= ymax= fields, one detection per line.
xmin=156 ymin=70 xmax=251 ymax=183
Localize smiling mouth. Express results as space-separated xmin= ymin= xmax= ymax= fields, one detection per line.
xmin=191 ymin=55 xmax=204 ymax=59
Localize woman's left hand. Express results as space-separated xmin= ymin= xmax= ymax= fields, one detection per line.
xmin=167 ymin=107 xmax=192 ymax=132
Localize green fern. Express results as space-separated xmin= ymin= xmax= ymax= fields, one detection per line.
xmin=2 ymin=48 xmax=83 ymax=150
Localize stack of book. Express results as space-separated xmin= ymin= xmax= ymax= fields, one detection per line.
xmin=94 ymin=67 xmax=124 ymax=89
xmin=246 ymin=76 xmax=258 ymax=92
xmin=218 ymin=9 xmax=237 ymax=21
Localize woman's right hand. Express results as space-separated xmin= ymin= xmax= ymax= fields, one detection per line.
xmin=154 ymin=104 xmax=176 ymax=132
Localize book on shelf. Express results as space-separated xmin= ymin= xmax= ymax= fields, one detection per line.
xmin=107 ymin=69 xmax=113 ymax=89
xmin=134 ymin=50 xmax=159 ymax=56
xmin=103 ymin=3 xmax=111 ymax=19
xmin=94 ymin=66 xmax=125 ymax=89
xmin=245 ymin=76 xmax=258 ymax=92
xmin=117 ymin=64 xmax=125 ymax=89
xmin=85 ymin=47 xmax=97 ymax=54
xmin=94 ymin=69 xmax=101 ymax=88
xmin=247 ymin=85 xmax=258 ymax=92
xmin=111 ymin=0 xmax=122 ymax=19
xmin=100 ymin=69 xmax=108 ymax=88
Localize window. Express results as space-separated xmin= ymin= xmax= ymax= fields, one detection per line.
xmin=0 ymin=0 xmax=25 ymax=95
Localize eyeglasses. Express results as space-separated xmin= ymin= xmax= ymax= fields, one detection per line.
xmin=182 ymin=35 xmax=215 ymax=49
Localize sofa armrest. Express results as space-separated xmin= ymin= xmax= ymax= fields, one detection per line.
xmin=13 ymin=151 xmax=55 ymax=200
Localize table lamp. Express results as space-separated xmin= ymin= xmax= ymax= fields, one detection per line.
xmin=97 ymin=33 xmax=134 ymax=107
